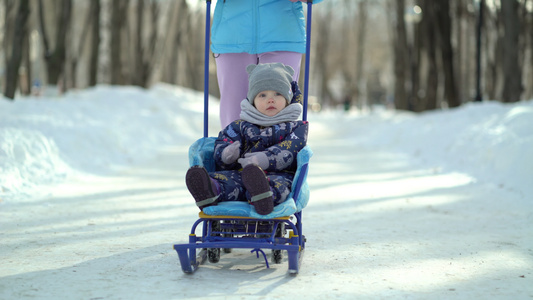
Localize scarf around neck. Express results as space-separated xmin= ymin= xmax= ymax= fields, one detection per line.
xmin=239 ymin=99 xmax=303 ymax=127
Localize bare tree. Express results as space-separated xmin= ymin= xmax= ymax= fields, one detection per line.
xmin=529 ymin=0 xmax=533 ymax=99
xmin=339 ymin=0 xmax=354 ymax=109
xmin=483 ymin=1 xmax=499 ymax=100
xmin=455 ymin=0 xmax=466 ymax=102
xmin=2 ymin=0 xmax=530 ymax=107
xmin=67 ymin=1 xmax=94 ymax=89
xmin=408 ymin=0 xmax=422 ymax=111
xmin=156 ymin=0 xmax=182 ymax=85
xmin=501 ymin=0 xmax=523 ymax=102
xmin=3 ymin=1 xmax=16 ymax=82
xmin=110 ymin=0 xmax=128 ymax=85
xmin=88 ymin=0 xmax=100 ymax=87
xmin=392 ymin=0 xmax=409 ymax=110
xmin=157 ymin=0 xmax=185 ymax=85
xmin=132 ymin=0 xmax=145 ymax=87
xmin=131 ymin=0 xmax=158 ymax=88
xmin=435 ymin=0 xmax=459 ymax=108
xmin=456 ymin=0 xmax=479 ymax=103
xmin=4 ymin=0 xmax=29 ymax=99
xmin=38 ymin=0 xmax=72 ymax=89
xmin=353 ymin=0 xmax=368 ymax=109
xmin=20 ymin=22 xmax=31 ymax=95
xmin=419 ymin=0 xmax=438 ymax=111
xmin=313 ymin=2 xmax=336 ymax=108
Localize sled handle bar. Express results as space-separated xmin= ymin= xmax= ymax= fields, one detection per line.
xmin=203 ymin=0 xmax=212 ymax=138
xmin=303 ymin=0 xmax=313 ymax=122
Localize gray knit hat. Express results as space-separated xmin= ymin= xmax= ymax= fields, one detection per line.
xmin=246 ymin=63 xmax=294 ymax=104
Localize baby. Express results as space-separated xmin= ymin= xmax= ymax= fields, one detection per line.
xmin=186 ymin=63 xmax=308 ymax=215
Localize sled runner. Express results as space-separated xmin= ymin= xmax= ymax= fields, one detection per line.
xmin=173 ymin=0 xmax=314 ymax=275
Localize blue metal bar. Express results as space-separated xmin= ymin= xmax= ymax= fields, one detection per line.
xmin=302 ymin=1 xmax=313 ymax=121
xmin=295 ymin=211 xmax=304 ymax=247
xmin=174 ymin=241 xmax=300 ymax=252
xmin=203 ymin=0 xmax=212 ymax=137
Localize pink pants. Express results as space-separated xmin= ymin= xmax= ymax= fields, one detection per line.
xmin=215 ymin=51 xmax=302 ymax=128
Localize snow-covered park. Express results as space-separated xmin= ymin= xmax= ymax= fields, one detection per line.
xmin=1 ymin=84 xmax=532 ymax=299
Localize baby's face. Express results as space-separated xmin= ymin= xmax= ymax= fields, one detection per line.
xmin=253 ymin=90 xmax=288 ymax=117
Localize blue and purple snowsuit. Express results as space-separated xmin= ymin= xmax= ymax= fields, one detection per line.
xmin=211 ymin=120 xmax=309 ymax=206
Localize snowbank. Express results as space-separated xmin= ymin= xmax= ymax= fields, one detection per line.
xmin=1 ymin=85 xmax=532 ymax=201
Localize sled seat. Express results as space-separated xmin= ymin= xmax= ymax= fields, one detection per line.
xmin=188 ymin=137 xmax=312 ymax=219
xmin=198 ymin=211 xmax=290 ymax=220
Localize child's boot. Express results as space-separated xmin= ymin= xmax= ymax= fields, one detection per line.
xmin=241 ymin=164 xmax=274 ymax=215
xmin=186 ymin=166 xmax=220 ymax=210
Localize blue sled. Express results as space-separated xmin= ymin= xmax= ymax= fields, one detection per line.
xmin=173 ymin=137 xmax=312 ymax=275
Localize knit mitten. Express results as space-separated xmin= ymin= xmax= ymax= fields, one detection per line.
xmin=238 ymin=152 xmax=269 ymax=170
xmin=221 ymin=141 xmax=241 ymax=164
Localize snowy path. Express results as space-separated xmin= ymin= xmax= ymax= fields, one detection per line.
xmin=1 ymin=116 xmax=532 ymax=299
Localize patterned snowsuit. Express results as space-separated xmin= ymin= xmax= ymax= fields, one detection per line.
xmin=211 ymin=120 xmax=308 ymax=205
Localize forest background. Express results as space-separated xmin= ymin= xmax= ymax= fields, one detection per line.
xmin=1 ymin=0 xmax=532 ymax=112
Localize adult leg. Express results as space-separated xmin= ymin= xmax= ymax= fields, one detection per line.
xmin=258 ymin=51 xmax=303 ymax=82
xmin=215 ymin=53 xmax=256 ymax=129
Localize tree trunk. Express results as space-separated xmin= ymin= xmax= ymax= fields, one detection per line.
xmin=45 ymin=0 xmax=72 ymax=88
xmin=21 ymin=29 xmax=31 ymax=95
xmin=455 ymin=0 xmax=466 ymax=102
xmin=4 ymin=0 xmax=29 ymax=100
xmin=354 ymin=0 xmax=368 ymax=109
xmin=184 ymin=13 xmax=201 ymax=90
xmin=170 ymin=0 xmax=188 ymax=85
xmin=69 ymin=1 xmax=94 ymax=89
xmin=393 ymin=0 xmax=409 ymax=110
xmin=110 ymin=0 xmax=128 ymax=85
xmin=315 ymin=6 xmax=333 ymax=107
xmin=3 ymin=0 xmax=16 ymax=88
xmin=88 ymin=0 xmax=100 ymax=87
xmin=140 ymin=0 xmax=158 ymax=88
xmin=501 ymin=0 xmax=523 ymax=102
xmin=436 ymin=0 xmax=459 ymax=107
xmin=485 ymin=7 xmax=500 ymax=101
xmin=410 ymin=0 xmax=422 ymax=111
xmin=132 ymin=0 xmax=145 ymax=87
xmin=529 ymin=7 xmax=533 ymax=99
xmin=417 ymin=0 xmax=438 ymax=111
xmin=339 ymin=0 xmax=352 ymax=110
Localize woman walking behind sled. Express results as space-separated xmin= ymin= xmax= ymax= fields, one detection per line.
xmin=186 ymin=63 xmax=309 ymax=215
xmin=212 ymin=0 xmax=323 ymax=128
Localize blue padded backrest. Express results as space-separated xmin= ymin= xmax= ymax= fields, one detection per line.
xmin=188 ymin=137 xmax=216 ymax=172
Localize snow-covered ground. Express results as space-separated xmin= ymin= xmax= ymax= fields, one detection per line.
xmin=1 ymin=84 xmax=532 ymax=299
